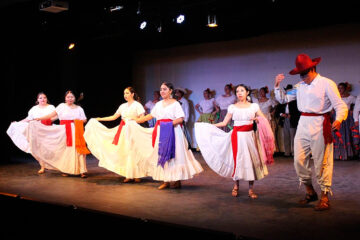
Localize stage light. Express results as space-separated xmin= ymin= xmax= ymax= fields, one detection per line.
xmin=110 ymin=6 xmax=123 ymax=12
xmin=207 ymin=14 xmax=218 ymax=28
xmin=68 ymin=43 xmax=75 ymax=50
xmin=176 ymin=14 xmax=185 ymax=24
xmin=140 ymin=21 xmax=147 ymax=30
xmin=157 ymin=23 xmax=162 ymax=33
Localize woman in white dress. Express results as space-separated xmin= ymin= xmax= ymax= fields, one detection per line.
xmin=258 ymin=86 xmax=279 ymax=152
xmin=144 ymin=91 xmax=161 ymax=127
xmin=84 ymin=87 xmax=146 ymax=183
xmin=34 ymin=91 xmax=89 ymax=178
xmin=131 ymin=82 xmax=204 ymax=190
xmin=195 ymin=84 xmax=273 ymax=199
xmin=214 ymin=84 xmax=236 ymax=132
xmin=7 ymin=92 xmax=56 ymax=174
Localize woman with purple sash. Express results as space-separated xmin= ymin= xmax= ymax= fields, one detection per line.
xmin=131 ymin=82 xmax=203 ymax=190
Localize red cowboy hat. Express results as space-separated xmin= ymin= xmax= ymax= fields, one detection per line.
xmin=289 ymin=53 xmax=321 ymax=75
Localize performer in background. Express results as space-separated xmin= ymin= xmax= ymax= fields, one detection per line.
xmin=195 ymin=88 xmax=217 ymax=124
xmin=144 ymin=90 xmax=161 ymax=127
xmin=258 ymin=86 xmax=279 ymax=153
xmin=7 ymin=92 xmax=56 ymax=174
xmin=84 ymin=87 xmax=147 ymax=183
xmin=332 ymin=82 xmax=359 ymax=160
xmin=34 ymin=90 xmax=90 ymax=178
xmin=130 ymin=82 xmax=203 ymax=190
xmin=195 ymin=84 xmax=274 ymax=199
xmin=274 ymin=53 xmax=347 ymax=211
xmin=214 ymin=83 xmax=236 ymax=132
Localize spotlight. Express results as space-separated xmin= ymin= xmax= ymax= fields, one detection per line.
xmin=109 ymin=6 xmax=123 ymax=12
xmin=68 ymin=43 xmax=75 ymax=50
xmin=176 ymin=14 xmax=185 ymax=24
xmin=140 ymin=21 xmax=147 ymax=30
xmin=157 ymin=22 xmax=162 ymax=32
xmin=207 ymin=14 xmax=218 ymax=28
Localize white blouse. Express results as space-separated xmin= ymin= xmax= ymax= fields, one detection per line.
xmin=228 ymin=103 xmax=259 ymax=126
xmin=198 ymin=98 xmax=215 ymax=114
xmin=342 ymin=95 xmax=356 ymax=109
xmin=145 ymin=100 xmax=156 ymax=112
xmin=215 ymin=94 xmax=236 ymax=110
xmin=151 ymin=100 xmax=185 ymax=120
xmin=55 ymin=103 xmax=86 ymax=121
xmin=275 ymin=74 xmax=348 ymax=122
xmin=115 ymin=101 xmax=145 ymax=120
xmin=26 ymin=105 xmax=56 ymax=120
xmin=258 ymin=99 xmax=276 ymax=115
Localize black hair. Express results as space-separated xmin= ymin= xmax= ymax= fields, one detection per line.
xmin=35 ymin=92 xmax=50 ymax=105
xmin=125 ymin=86 xmax=141 ymax=102
xmin=161 ymin=82 xmax=175 ymax=98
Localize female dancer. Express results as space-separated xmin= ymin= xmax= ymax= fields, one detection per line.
xmin=195 ymin=88 xmax=217 ymax=124
xmin=214 ymin=83 xmax=236 ymax=132
xmin=34 ymin=90 xmax=89 ymax=178
xmin=130 ymin=82 xmax=203 ymax=190
xmin=7 ymin=92 xmax=56 ymax=173
xmin=333 ymin=82 xmax=359 ymax=160
xmin=84 ymin=87 xmax=146 ymax=183
xmin=195 ymin=84 xmax=274 ymax=198
xmin=257 ymin=86 xmax=279 ymax=152
xmin=144 ymin=90 xmax=161 ymax=127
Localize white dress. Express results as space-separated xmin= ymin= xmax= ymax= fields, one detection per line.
xmin=84 ymin=101 xmax=147 ymax=178
xmin=195 ymin=103 xmax=268 ymax=181
xmin=127 ymin=100 xmax=204 ymax=181
xmin=7 ymin=104 xmax=55 ymax=153
xmin=258 ymin=99 xmax=276 ymax=120
xmin=26 ymin=103 xmax=88 ymax=175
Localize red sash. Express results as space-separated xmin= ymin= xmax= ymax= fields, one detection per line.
xmin=231 ymin=124 xmax=253 ymax=177
xmin=152 ymin=119 xmax=173 ymax=147
xmin=301 ymin=112 xmax=334 ymax=145
xmin=112 ymin=120 xmax=126 ymax=145
xmin=60 ymin=120 xmax=74 ymax=146
xmin=41 ymin=119 xmax=52 ymax=126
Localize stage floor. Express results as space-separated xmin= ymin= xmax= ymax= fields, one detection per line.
xmin=1 ymin=153 xmax=359 ymax=239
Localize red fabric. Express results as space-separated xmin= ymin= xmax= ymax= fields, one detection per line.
xmin=301 ymin=112 xmax=334 ymax=145
xmin=74 ymin=120 xmax=91 ymax=155
xmin=152 ymin=119 xmax=173 ymax=147
xmin=41 ymin=119 xmax=52 ymax=126
xmin=231 ymin=124 xmax=253 ymax=177
xmin=60 ymin=120 xmax=74 ymax=146
xmin=112 ymin=120 xmax=126 ymax=145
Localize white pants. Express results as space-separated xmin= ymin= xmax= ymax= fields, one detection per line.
xmin=294 ymin=116 xmax=333 ymax=194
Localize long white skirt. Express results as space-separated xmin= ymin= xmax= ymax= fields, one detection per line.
xmin=15 ymin=121 xmax=87 ymax=175
xmin=7 ymin=121 xmax=31 ymax=153
xmin=195 ymin=122 xmax=268 ymax=181
xmin=127 ymin=121 xmax=204 ymax=182
xmin=84 ymin=119 xmax=147 ymax=178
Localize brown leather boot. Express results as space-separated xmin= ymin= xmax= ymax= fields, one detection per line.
xmin=314 ymin=191 xmax=330 ymax=211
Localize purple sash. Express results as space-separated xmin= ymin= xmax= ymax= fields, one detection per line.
xmin=158 ymin=121 xmax=175 ymax=168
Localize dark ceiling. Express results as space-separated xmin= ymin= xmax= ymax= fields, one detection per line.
xmin=2 ymin=0 xmax=360 ymax=51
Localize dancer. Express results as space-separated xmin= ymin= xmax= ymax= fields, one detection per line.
xmin=34 ymin=90 xmax=90 ymax=178
xmin=214 ymin=83 xmax=236 ymax=132
xmin=332 ymin=82 xmax=359 ymax=160
xmin=7 ymin=92 xmax=56 ymax=174
xmin=144 ymin=90 xmax=161 ymax=127
xmin=274 ymin=53 xmax=347 ymax=211
xmin=195 ymin=84 xmax=274 ymax=199
xmin=130 ymin=82 xmax=203 ymax=190
xmin=84 ymin=87 xmax=146 ymax=183
xmin=258 ymin=86 xmax=279 ymax=152
xmin=195 ymin=88 xmax=217 ymax=124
